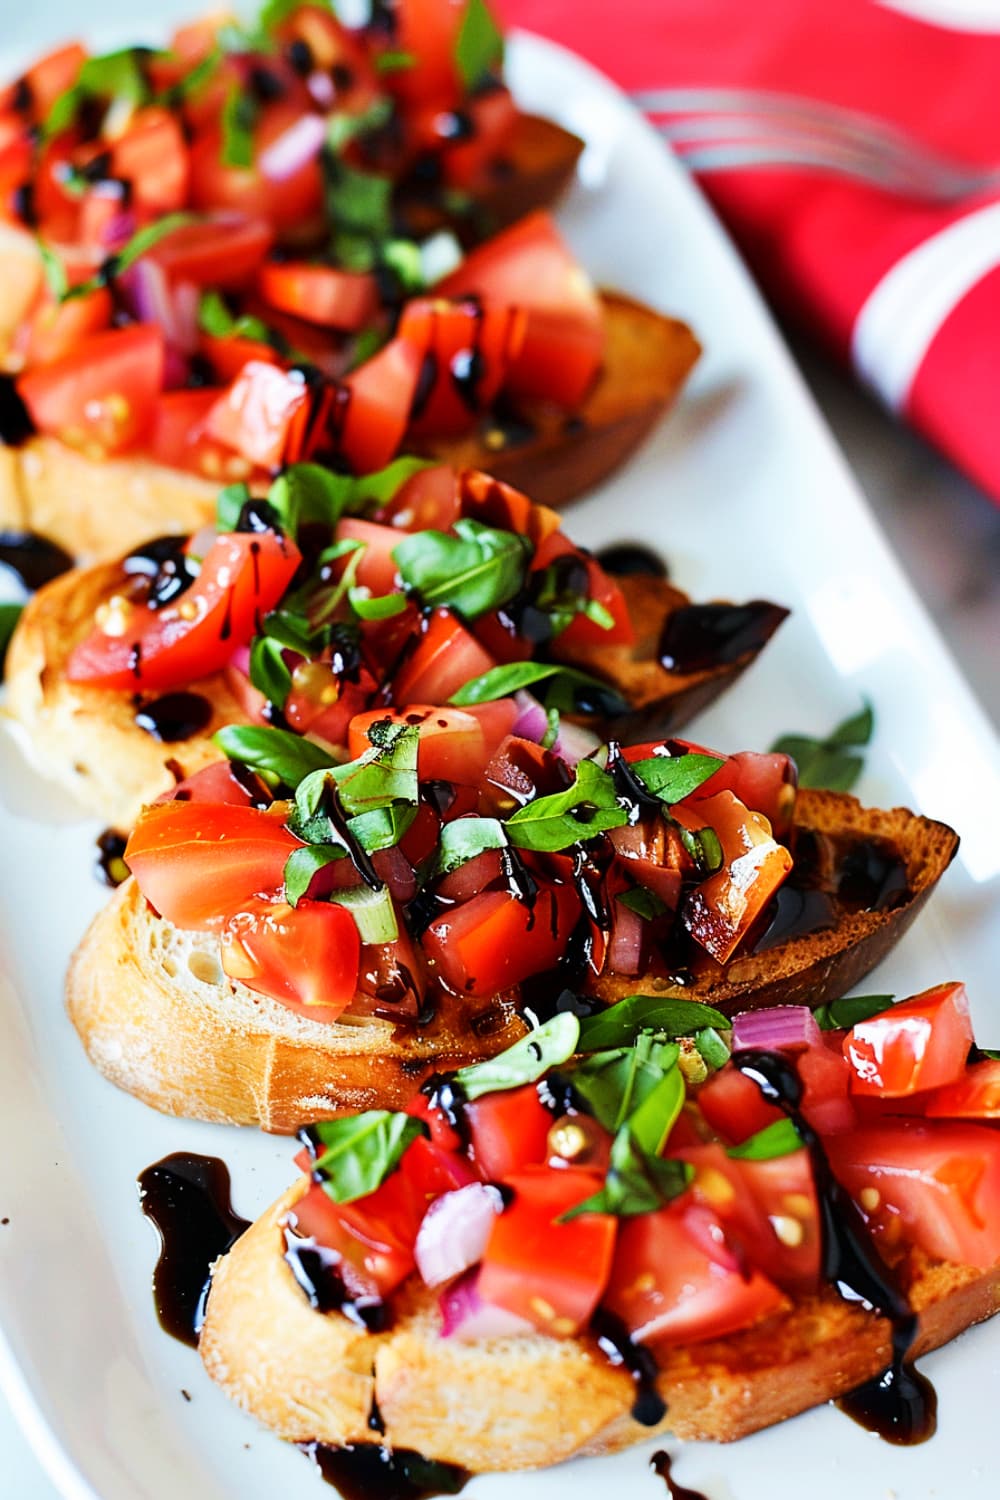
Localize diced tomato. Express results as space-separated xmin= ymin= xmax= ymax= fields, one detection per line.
xmin=336 ymin=517 xmax=402 ymax=595
xmin=926 ymin=1059 xmax=1000 ymax=1120
xmin=438 ymin=212 xmax=605 ymax=410
xmin=66 ymin=527 xmax=300 ymax=692
xmin=605 ymin=1200 xmax=785 ymax=1346
xmin=465 ymin=1084 xmax=554 ymax=1181
xmin=337 ymin=336 xmax=422 ymax=474
xmin=695 ymin=1066 xmax=783 ymax=1145
xmin=206 ymin=360 xmax=319 ymax=468
xmin=104 ymin=108 xmax=189 ymax=216
xmin=796 ymin=1039 xmax=858 ymax=1135
xmin=826 ymin=1121 xmax=1000 ymax=1269
xmin=259 ymin=260 xmax=379 ymax=331
xmin=289 ymin=1178 xmax=415 ymax=1302
xmin=439 ymin=86 xmax=519 ymax=188
xmin=677 ymin=791 xmax=792 ymax=963
xmin=219 ymin=896 xmax=360 ymax=1022
xmin=200 ymin=332 xmax=280 ymax=385
xmin=3 ymin=43 xmax=86 ymax=121
xmin=406 ymin=1090 xmax=462 ymax=1153
xmin=148 ymin=214 xmax=274 ymax=288
xmin=397 ymin=297 xmax=526 ymax=436
xmin=843 ymin=983 xmax=974 ymax=1098
xmin=380 ymin=463 xmax=461 ymax=532
xmin=272 ymin=4 xmax=379 ymax=115
xmin=400 ymin=1133 xmax=477 ymax=1206
xmin=379 ymin=0 xmax=467 ymax=108
xmin=18 ymin=324 xmax=164 ymax=456
xmin=284 ymin=660 xmax=379 ymax=750
xmin=348 ymin=701 xmax=518 ymax=785
xmin=189 ymin=101 xmax=325 ymax=237
xmin=392 ymin=607 xmax=496 ymax=704
xmin=435 ymin=846 xmax=504 ymax=903
xmin=688 ymin=751 xmax=798 ymax=844
xmin=422 ymin=882 xmax=581 ymax=997
xmin=158 ymin=760 xmax=265 ymax=808
xmin=16 ymin=283 xmax=112 ymax=369
xmin=124 ymin=801 xmax=299 ymax=931
xmin=482 ymin=735 xmax=572 ymax=815
xmin=457 ymin=468 xmax=562 ymax=548
xmin=535 ymin=533 xmax=634 ymax=650
xmin=145 ymin=387 xmax=245 ymax=479
xmin=478 ymin=1167 xmax=616 ymax=1335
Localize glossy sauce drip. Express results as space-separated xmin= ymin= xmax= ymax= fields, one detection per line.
xmin=732 ymin=1050 xmax=936 ymax=1445
xmin=122 ymin=534 xmax=199 ymax=610
xmin=420 ymin=1075 xmax=470 ymax=1148
xmin=137 ymin=1153 xmax=250 ymax=1347
xmin=302 ymin=1441 xmax=470 ymax=1500
xmin=748 ymin=885 xmax=838 ymax=954
xmin=649 ymin=1451 xmax=711 ymax=1500
xmin=0 ymin=376 xmax=35 ymax=446
xmin=659 ymin=600 xmax=789 ymax=674
xmin=449 ymin=299 xmax=487 ymax=412
xmin=790 ymin=829 xmax=910 ymax=913
xmin=590 ymin=1307 xmax=666 ymax=1426
xmin=410 ymin=349 xmax=439 ymax=423
xmin=283 ymin=1227 xmax=389 ymax=1331
xmin=95 ymin=828 xmax=129 ymax=887
xmin=595 ymin=543 xmax=668 ymax=578
xmin=0 ymin=530 xmax=72 ymax=590
xmin=134 ymin=692 xmax=213 ymax=743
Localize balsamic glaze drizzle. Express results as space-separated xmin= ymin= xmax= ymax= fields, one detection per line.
xmin=134 ymin=691 xmax=213 ymax=743
xmin=302 ymin=1441 xmax=470 ymax=1500
xmin=95 ymin=828 xmax=129 ymax=887
xmin=659 ymin=601 xmax=789 ymax=674
xmin=650 ymin=1452 xmax=711 ymax=1500
xmin=594 ymin=543 xmax=668 ymax=578
xmin=0 ymin=376 xmax=35 ymax=446
xmin=590 ymin=1307 xmax=666 ymax=1426
xmin=0 ymin=530 xmax=72 ymax=590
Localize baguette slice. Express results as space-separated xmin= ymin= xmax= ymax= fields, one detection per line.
xmin=0 ymin=294 xmax=698 ymax=563
xmin=65 ymin=793 xmax=957 ymax=1132
xmin=199 ymin=1179 xmax=1000 ymax=1469
xmin=6 ymin=551 xmax=776 ymax=831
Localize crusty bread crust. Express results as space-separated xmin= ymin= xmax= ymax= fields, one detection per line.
xmin=0 ymin=296 xmax=698 ymax=565
xmin=65 ymin=793 xmax=957 ymax=1132
xmin=199 ymin=1181 xmax=1000 ymax=1468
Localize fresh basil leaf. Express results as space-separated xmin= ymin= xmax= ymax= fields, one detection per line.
xmin=454 ymin=1013 xmax=580 ymax=1101
xmin=330 ymin=881 xmax=399 ymax=943
xmin=284 ymin=843 xmax=347 ymax=906
xmin=570 ymin=1034 xmax=679 ymax=1131
xmin=814 ymin=992 xmax=895 ymax=1032
xmin=381 ymin=236 xmax=425 ymax=292
xmin=630 ymin=752 xmax=724 ymax=805
xmin=215 ymin=482 xmax=251 ymax=532
xmin=156 ymin=46 xmax=221 ymax=107
xmin=454 ymin=0 xmax=504 ymax=88
xmin=198 ymin=289 xmax=275 ymax=345
xmin=348 ymin=586 xmax=407 ymax=620
xmin=560 ymin=1126 xmax=692 ymax=1221
xmin=352 ymin=455 xmax=436 ymax=508
xmin=375 ymin=49 xmax=416 ymax=74
xmin=214 ymin=724 xmax=335 ymax=788
xmin=292 ymin=723 xmax=418 ymax=839
xmin=431 ymin=816 xmax=508 ymax=878
xmin=324 ymin=155 xmax=393 ymax=269
xmin=770 ymin=701 xmax=874 ymax=793
xmin=728 ymin=1118 xmax=804 ymax=1161
xmin=578 ymin=994 xmax=732 ymax=1052
xmin=249 ymin=634 xmax=293 ymax=708
xmin=674 ymin=820 xmax=724 ymax=876
xmin=221 ymin=88 xmax=259 ymax=167
xmin=310 ymin=1111 xmax=426 ymax=1204
xmin=393 ymin=519 xmax=532 ymax=621
xmin=828 ymin=700 xmax=875 ymax=748
xmin=326 ymin=96 xmax=394 ymax=154
xmin=0 ymin=603 xmax=23 ymax=670
xmin=976 ymin=1049 xmax=1000 ymax=1061
xmin=259 ymin=0 xmax=326 ymax=31
xmin=506 ymin=758 xmax=627 ymax=852
xmin=36 ymin=240 xmax=68 ymax=300
xmin=347 ymin=802 xmax=417 ymax=854
xmin=692 ymin=1026 xmax=731 ymax=1071
xmin=268 ymin=463 xmax=355 ymax=538
xmin=628 ymin=1063 xmax=685 ymax=1155
xmin=448 ymin=659 xmax=623 ymax=714
xmin=258 ymin=607 xmax=321 ymax=657
xmin=45 ymin=46 xmax=154 ymax=137
xmin=617 ymin=888 xmax=668 ymax=922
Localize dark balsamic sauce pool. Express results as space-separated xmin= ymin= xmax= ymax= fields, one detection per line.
xmin=594 ymin=542 xmax=668 ymax=578
xmin=133 ymin=691 xmax=213 ymax=742
xmin=659 ymin=600 xmax=789 ymax=674
xmin=0 ymin=530 xmax=73 ymax=591
xmin=650 ymin=1450 xmax=710 ymax=1500
xmin=302 ymin=1440 xmax=469 ymax=1499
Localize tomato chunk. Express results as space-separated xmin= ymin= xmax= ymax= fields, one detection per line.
xmin=219 ymin=896 xmax=360 ymax=1023
xmin=397 ymin=297 xmax=525 ymax=436
xmin=289 ymin=1179 xmax=415 ymax=1303
xmin=926 ymin=1059 xmax=1000 ymax=1120
xmin=338 ymin=336 xmax=422 ymax=474
xmin=18 ymin=324 xmax=164 ymax=455
xmin=678 ymin=791 xmax=792 ymax=963
xmin=843 ymin=983 xmax=974 ymax=1098
xmin=465 ymin=1085 xmax=554 ymax=1181
xmin=391 ymin=607 xmax=496 ymax=705
xmin=125 ymin=802 xmax=299 ymax=931
xmin=348 ymin=701 xmax=517 ymax=785
xmin=478 ymin=1167 xmax=616 ymax=1335
xmin=206 ymin=361 xmax=317 ymax=468
xmin=259 ymin=260 xmax=379 ymax=331
xmin=422 ymin=883 xmax=581 ymax=998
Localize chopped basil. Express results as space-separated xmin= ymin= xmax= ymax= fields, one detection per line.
xmin=448 ymin=659 xmax=625 ymax=715
xmin=284 ymin=843 xmax=347 ymax=907
xmin=674 ymin=820 xmax=724 ymax=876
xmin=325 ymin=96 xmax=394 ymax=155
xmin=266 ymin=457 xmax=433 ymax=540
xmin=324 ymin=154 xmax=393 ymax=271
xmin=198 ymin=289 xmax=276 ymax=347
xmin=578 ymin=994 xmax=731 ymax=1052
xmin=628 ymin=1063 xmax=686 ymax=1155
xmin=249 ymin=634 xmax=293 ymax=708
xmin=431 ymin=816 xmax=508 ymax=878
xmin=692 ymin=1026 xmax=731 ymax=1071
xmin=258 ymin=606 xmax=324 ymax=656
xmin=215 ymin=482 xmax=251 ymax=532
xmin=617 ymin=888 xmax=668 ymax=921
xmin=258 ymin=0 xmax=320 ymax=31
xmin=381 ymin=237 xmax=425 ymax=292
xmin=290 ymin=722 xmax=418 ymax=848
xmin=814 ymin=992 xmax=895 ymax=1032
xmin=347 ymin=586 xmax=408 ymax=621
xmin=375 ymin=50 xmax=416 ymax=74
xmin=37 ymin=240 xmax=68 ymax=300
xmin=505 ymin=759 xmax=627 ymax=852
xmin=630 ymin=752 xmax=724 ymax=805
xmin=454 ymin=0 xmax=504 ymax=88
xmin=346 ymin=801 xmax=417 ymax=854
xmin=770 ymin=700 xmax=874 ymax=793
xmin=0 ymin=603 xmax=23 ymax=670
xmin=453 ymin=1013 xmax=580 ymax=1101
xmin=392 ymin=519 xmax=532 ymax=621
xmin=45 ymin=46 xmax=155 ymax=137
xmin=214 ymin=724 xmax=336 ymax=788
xmin=728 ymin=1118 xmax=804 ymax=1161
xmin=330 ymin=881 xmax=400 ymax=943
xmin=221 ymin=89 xmax=259 ymax=168
xmin=309 ymin=1110 xmax=426 ymax=1204
xmin=63 ymin=213 xmax=201 ymax=301
xmin=570 ymin=1034 xmax=680 ymax=1138
xmin=560 ymin=1126 xmax=692 ymax=1221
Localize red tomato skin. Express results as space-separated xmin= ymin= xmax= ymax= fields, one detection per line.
xmin=188 ymin=102 xmax=325 ymax=237
xmin=457 ymin=468 xmax=562 ymax=548
xmin=17 ymin=284 xmax=112 ymax=369
xmin=336 ymin=517 xmax=401 ymax=595
xmin=534 ymin=532 xmax=635 ymax=650
xmin=677 ymin=791 xmax=792 ymax=963
xmin=145 ymin=387 xmax=235 ymax=478
xmin=219 ymin=896 xmax=361 ymax=1022
xmin=926 ymin=1059 xmax=1000 ymax=1120
xmin=259 ymin=260 xmax=380 ymax=331
xmin=695 ymin=1067 xmax=783 ymax=1145
xmin=124 ymin=802 xmax=300 ymax=931
xmin=148 ymin=214 xmax=274 ymax=288
xmin=392 ymin=607 xmax=496 ymax=704
xmin=478 ymin=1166 xmax=617 ymax=1335
xmin=156 ymin=760 xmax=263 ymax=807
xmin=338 ymin=336 xmax=422 ymax=474
xmin=18 ymin=324 xmax=164 ymax=455
xmin=66 ymin=529 xmax=301 ymax=692
xmin=289 ymin=1180 xmax=415 ymax=1302
xmin=405 ymin=1090 xmax=462 ymax=1153
xmin=397 ymin=297 xmax=526 ymax=436
xmin=206 ymin=361 xmax=314 ymax=469
xmin=843 ymin=983 xmax=974 ymax=1098
xmin=106 ymin=108 xmax=190 ymax=216
xmin=465 ymin=1085 xmax=554 ymax=1181
xmin=422 ymin=883 xmax=581 ymax=998
xmin=347 ymin=701 xmax=517 ymax=785
xmin=380 ymin=463 xmax=461 ymax=532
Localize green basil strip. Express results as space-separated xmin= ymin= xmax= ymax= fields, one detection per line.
xmin=454 ymin=1013 xmax=580 ymax=1102
xmin=814 ymin=993 xmax=895 ymax=1032
xmin=617 ymin=888 xmax=668 ymax=922
xmin=392 ymin=519 xmax=532 ymax=621
xmin=375 ymin=50 xmax=416 ymax=75
xmin=249 ymin=634 xmax=293 ymax=709
xmin=328 ymin=720 xmax=419 ymax=816
xmin=269 ymin=457 xmax=431 ymax=542
xmin=578 ymin=994 xmax=732 ymax=1052
xmin=728 ymin=1118 xmax=805 ymax=1162
xmin=329 ymin=882 xmax=399 ymax=943
xmin=198 ymin=289 xmax=275 ymax=346
xmin=559 ymin=1127 xmax=692 ymax=1222
xmin=310 ymin=1111 xmax=426 ymax=1204
xmin=0 ymin=603 xmax=24 ymax=670
xmin=448 ymin=659 xmax=622 ymax=712
xmin=630 ymin=752 xmax=724 ymax=805
xmin=221 ymin=88 xmax=259 ymax=167
xmin=215 ymin=481 xmax=251 ymax=533
xmin=37 ymin=240 xmax=68 ymax=300
xmin=628 ymin=1064 xmax=686 ymax=1156
xmin=44 ymin=46 xmax=155 ymax=137
xmin=214 ymin=725 xmax=336 ymax=788
xmin=454 ymin=0 xmax=505 ymax=88
xmin=431 ymin=817 xmax=508 ymax=878
xmin=348 ymin=586 xmax=408 ymax=621
xmin=506 ymin=758 xmax=627 ymax=852
xmin=284 ymin=844 xmax=347 ymax=907
xmin=692 ymin=1026 xmax=731 ymax=1071
xmin=770 ymin=700 xmax=874 ymax=794
xmin=346 ymin=802 xmax=418 ymax=855
xmin=570 ymin=1035 xmax=680 ymax=1137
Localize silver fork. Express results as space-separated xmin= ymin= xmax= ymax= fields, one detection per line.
xmin=633 ymin=86 xmax=1000 ymax=202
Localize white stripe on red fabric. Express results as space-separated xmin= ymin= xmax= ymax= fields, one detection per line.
xmin=850 ymin=198 xmax=1000 ymax=411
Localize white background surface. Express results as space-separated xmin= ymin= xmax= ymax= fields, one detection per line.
xmin=2 ymin=4 xmax=999 ymax=1498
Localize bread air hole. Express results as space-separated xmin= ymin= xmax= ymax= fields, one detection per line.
xmin=188 ymin=950 xmax=224 ymax=986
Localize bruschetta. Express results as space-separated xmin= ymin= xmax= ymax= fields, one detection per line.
xmin=66 ymin=714 xmax=957 ymax=1130
xmin=194 ymin=984 xmax=1000 ymax=1473
xmin=6 ymin=462 xmax=786 ymax=827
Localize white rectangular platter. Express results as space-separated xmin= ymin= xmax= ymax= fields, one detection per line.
xmin=1 ymin=13 xmax=1000 ymax=1500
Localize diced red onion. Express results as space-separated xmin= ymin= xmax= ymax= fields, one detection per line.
xmin=439 ymin=1268 xmax=534 ymax=1341
xmin=100 ymin=210 xmax=136 ymax=250
xmin=552 ymin=719 xmax=600 ymax=767
xmin=307 ymin=71 xmax=336 ymax=109
xmin=121 ymin=260 xmax=200 ymax=353
xmin=607 ymin=898 xmax=644 ymax=976
xmin=259 ymin=112 xmax=326 ymax=181
xmin=415 ymin=1183 xmax=504 ymax=1288
xmin=680 ymin=1203 xmax=741 ymax=1273
xmin=512 ymin=689 xmax=548 ymax=743
xmin=732 ymin=1005 xmax=822 ymax=1053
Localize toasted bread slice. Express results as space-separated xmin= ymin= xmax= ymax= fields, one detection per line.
xmin=65 ymin=793 xmax=957 ymax=1132
xmin=6 ymin=547 xmax=772 ymax=831
xmin=0 ymin=294 xmax=698 ymax=563
xmin=199 ymin=1180 xmax=1000 ymax=1468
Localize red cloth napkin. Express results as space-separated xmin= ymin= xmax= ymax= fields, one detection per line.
xmin=500 ymin=0 xmax=1000 ymax=506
